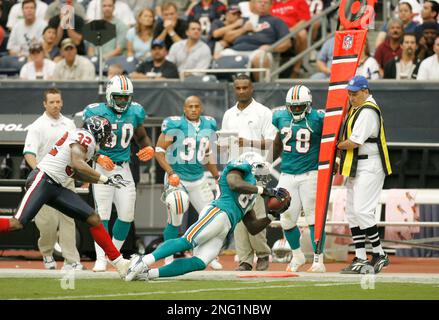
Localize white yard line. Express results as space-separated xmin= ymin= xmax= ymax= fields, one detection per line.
xmin=9 ymin=282 xmax=359 ymax=300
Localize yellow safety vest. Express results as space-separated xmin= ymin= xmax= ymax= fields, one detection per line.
xmin=340 ymin=101 xmax=392 ymax=178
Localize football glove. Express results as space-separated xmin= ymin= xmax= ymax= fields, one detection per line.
xmin=167 ymin=173 xmax=180 ymax=187
xmin=137 ymin=146 xmax=155 ymax=162
xmin=96 ymin=155 xmax=115 ymax=171
xmin=104 ymin=174 xmax=130 ymax=188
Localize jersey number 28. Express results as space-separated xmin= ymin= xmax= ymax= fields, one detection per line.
xmin=281 ymin=127 xmax=311 ymax=154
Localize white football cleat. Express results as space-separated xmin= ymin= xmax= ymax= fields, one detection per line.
xmin=113 ymin=257 xmax=131 ymax=279
xmin=164 ymin=255 xmax=174 ymax=266
xmin=286 ymin=250 xmax=306 ymax=272
xmin=136 ymin=268 xmax=151 ymax=281
xmin=307 ymin=254 xmax=326 ymax=273
xmin=209 ymin=258 xmax=223 ymax=270
xmin=125 ymin=254 xmax=146 ymax=282
xmin=43 ymin=256 xmax=56 ymax=270
xmin=92 ymin=259 xmax=107 ymax=272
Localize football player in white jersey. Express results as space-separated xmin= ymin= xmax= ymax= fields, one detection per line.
xmin=0 ymin=116 xmax=131 ymax=279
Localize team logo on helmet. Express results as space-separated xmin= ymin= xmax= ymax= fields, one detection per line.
xmin=83 ymin=116 xmax=112 ymax=147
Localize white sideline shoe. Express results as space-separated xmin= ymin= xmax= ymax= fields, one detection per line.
xmin=93 ymin=258 xmax=107 ymax=272
xmin=209 ymin=258 xmax=223 ymax=270
xmin=113 ymin=257 xmax=131 ymax=279
xmin=125 ymin=254 xmax=146 ymax=282
xmin=307 ymin=254 xmax=326 ymax=273
xmin=43 ymin=256 xmax=56 ymax=270
xmin=286 ymin=250 xmax=306 ymax=272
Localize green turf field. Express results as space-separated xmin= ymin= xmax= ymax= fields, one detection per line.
xmin=1 ymin=278 xmax=438 ymax=300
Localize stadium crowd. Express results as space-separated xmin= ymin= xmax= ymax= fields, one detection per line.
xmin=0 ymin=0 xmax=437 ymax=81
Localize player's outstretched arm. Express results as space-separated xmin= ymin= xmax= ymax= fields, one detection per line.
xmin=226 ymin=170 xmax=260 ymax=195
xmin=242 ymin=209 xmax=272 ymax=235
xmin=70 ymin=143 xmax=103 ymax=183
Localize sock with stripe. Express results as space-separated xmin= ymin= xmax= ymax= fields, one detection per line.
xmin=94 ymin=220 xmax=109 ymax=261
xmin=309 ymin=225 xmax=326 ymax=253
xmin=351 ymin=226 xmax=367 ymax=260
xmin=284 ymin=226 xmax=301 ymax=250
xmin=163 ymin=223 xmax=179 ymax=241
xmin=89 ymin=223 xmax=120 ymax=261
xmin=112 ymin=218 xmax=132 ymax=250
xmin=0 ymin=218 xmax=10 ymax=233
xmin=363 ymin=225 xmax=385 ymax=255
xmin=152 ymin=237 xmax=193 ymax=262
xmin=157 ymin=256 xmax=206 ymax=278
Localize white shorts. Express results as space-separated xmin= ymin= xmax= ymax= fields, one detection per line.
xmin=345 ymin=156 xmax=385 ymax=229
xmin=183 ymin=206 xmax=231 ymax=266
xmin=276 ymin=170 xmax=318 ymax=230
xmin=93 ymin=162 xmax=136 ymax=222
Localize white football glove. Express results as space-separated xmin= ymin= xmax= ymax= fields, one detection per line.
xmin=104 ymin=174 xmax=130 ymax=188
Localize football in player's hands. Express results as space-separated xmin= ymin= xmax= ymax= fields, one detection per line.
xmin=267 ymin=188 xmax=291 ymax=215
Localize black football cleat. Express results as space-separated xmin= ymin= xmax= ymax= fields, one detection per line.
xmin=370 ymin=253 xmax=390 ymax=274
xmin=340 ymin=257 xmax=371 ymax=274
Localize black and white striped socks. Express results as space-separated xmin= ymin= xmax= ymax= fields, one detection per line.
xmin=364 ymin=225 xmax=385 ymax=255
xmin=350 ymin=227 xmax=367 ymax=260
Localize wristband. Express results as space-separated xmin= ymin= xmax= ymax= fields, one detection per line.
xmin=257 ymin=186 xmax=264 ymax=194
xmin=155 ymin=146 xmax=166 ymax=153
xmin=98 ymin=175 xmax=109 ymax=184
xmin=267 ymin=214 xmax=276 ymax=221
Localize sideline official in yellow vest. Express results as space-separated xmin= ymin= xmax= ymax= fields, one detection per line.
xmin=336 ymin=75 xmax=391 ymax=275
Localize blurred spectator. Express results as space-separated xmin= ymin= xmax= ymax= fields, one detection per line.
xmin=87 ymin=0 xmax=128 ymax=61
xmin=0 ymin=0 xmax=13 ymax=31
xmin=7 ymin=0 xmax=47 ymax=31
xmin=210 ymin=4 xmax=243 ymax=58
xmin=374 ymin=18 xmax=403 ymax=77
xmin=156 ymin=0 xmax=193 ymax=17
xmin=220 ymin=0 xmax=291 ymax=81
xmin=414 ymin=1 xmax=439 ymax=41
xmin=356 ymin=39 xmax=380 ymax=80
xmin=375 ymin=1 xmax=419 ymax=49
xmin=107 ymin=62 xmax=123 ymax=78
xmin=19 ymin=41 xmax=55 ymax=79
xmin=47 ymin=2 xmax=86 ymax=55
xmin=0 ymin=25 xmax=3 ymax=48
xmin=153 ymin=2 xmax=187 ymax=50
xmin=86 ymin=0 xmax=135 ymax=27
xmin=3 ymin=0 xmax=46 ymax=71
xmin=187 ymin=0 xmax=227 ymax=38
xmin=270 ymin=0 xmax=311 ymax=77
xmin=52 ymin=37 xmax=95 ymax=79
xmin=167 ymin=20 xmax=211 ymax=77
xmin=130 ymin=39 xmax=179 ymax=79
xmin=41 ymin=25 xmax=62 ymax=61
xmin=44 ymin=0 xmax=86 ymax=21
xmin=417 ymin=34 xmax=439 ymax=80
xmin=126 ymin=7 xmax=155 ymax=62
xmin=416 ymin=21 xmax=438 ymax=61
xmin=310 ymin=34 xmax=333 ymax=79
xmin=384 ymin=32 xmax=420 ymax=80
xmin=120 ymin=0 xmax=157 ymax=17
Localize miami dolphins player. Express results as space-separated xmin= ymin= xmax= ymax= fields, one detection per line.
xmin=124 ymin=152 xmax=290 ymax=281
xmin=272 ymin=84 xmax=326 ymax=273
xmin=83 ymin=75 xmax=155 ymax=272
xmin=154 ymin=95 xmax=223 ymax=269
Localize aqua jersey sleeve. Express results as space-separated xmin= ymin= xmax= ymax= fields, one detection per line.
xmin=203 ymin=116 xmax=218 ymax=132
xmin=82 ymin=103 xmax=101 ymax=121
xmin=131 ymin=102 xmax=146 ymax=128
xmin=161 ymin=116 xmax=182 ymax=135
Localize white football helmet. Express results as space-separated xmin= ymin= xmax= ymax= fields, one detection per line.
xmin=162 ymin=186 xmax=190 ymax=226
xmin=272 ymin=238 xmax=292 ymax=263
xmin=238 ymin=152 xmax=271 ymax=185
xmin=285 ymin=85 xmax=312 ymax=122
xmin=106 ymin=75 xmax=133 ymax=113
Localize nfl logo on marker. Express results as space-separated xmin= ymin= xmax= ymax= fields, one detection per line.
xmin=342 ymin=35 xmax=353 ymax=50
